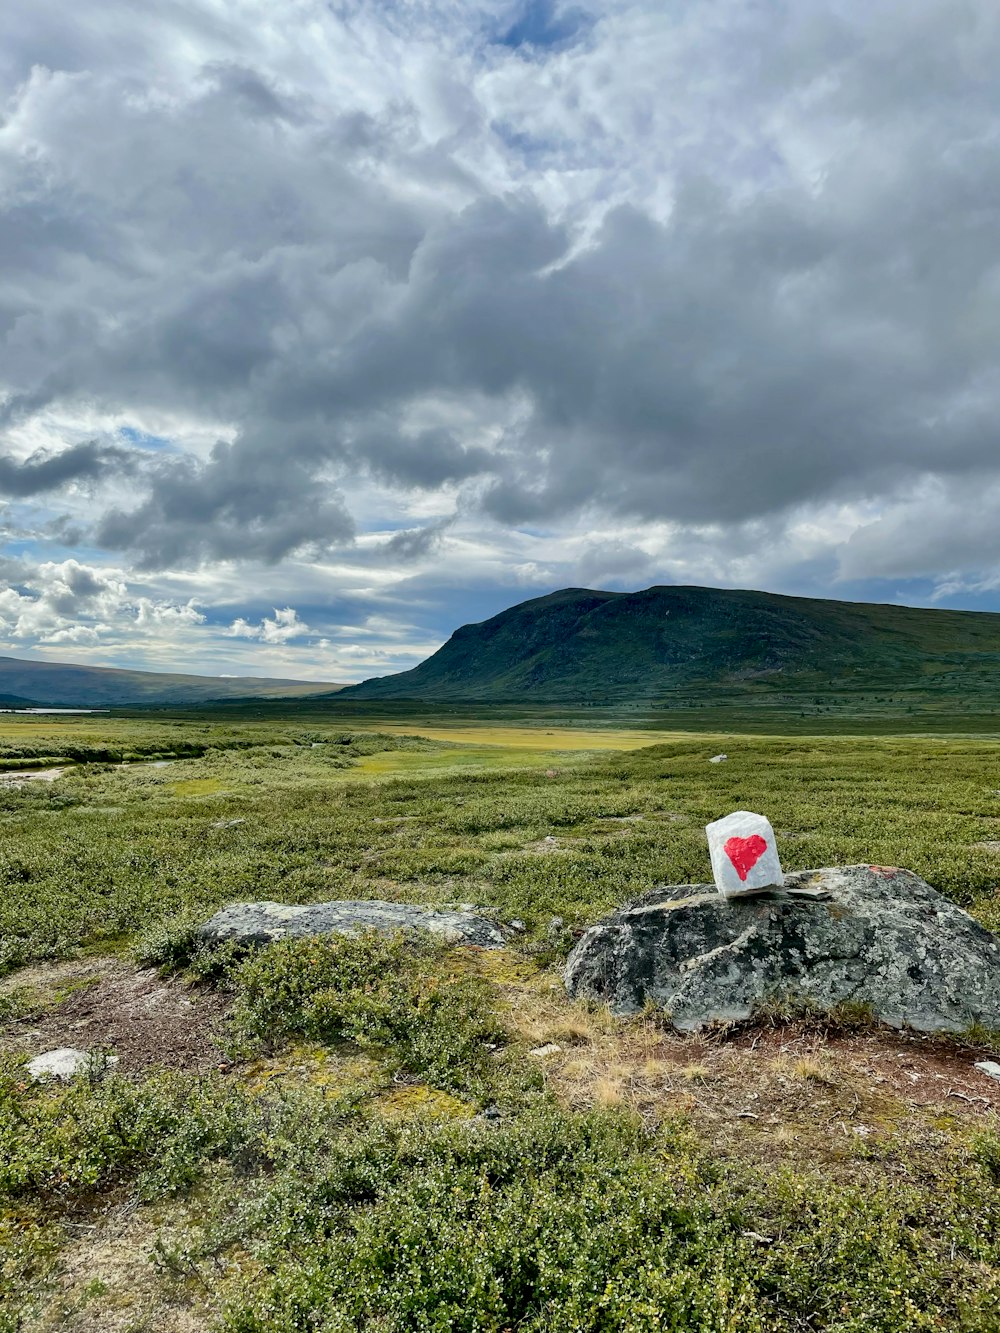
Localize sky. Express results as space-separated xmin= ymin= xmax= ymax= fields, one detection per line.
xmin=2 ymin=0 xmax=1000 ymax=683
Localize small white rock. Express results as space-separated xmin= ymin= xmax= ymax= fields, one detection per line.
xmin=529 ymin=1043 xmax=562 ymax=1058
xmin=509 ymin=919 xmax=527 ymax=932
xmin=27 ymin=1048 xmax=119 ymax=1082
xmin=705 ymin=810 xmax=783 ymax=898
xmin=974 ymin=1060 xmax=1000 ymax=1082
xmin=709 ymin=754 xmax=728 ymax=764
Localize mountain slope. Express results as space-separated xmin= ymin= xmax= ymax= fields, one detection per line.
xmin=0 ymin=656 xmax=344 ymax=707
xmin=339 ymin=585 xmax=1000 ymax=703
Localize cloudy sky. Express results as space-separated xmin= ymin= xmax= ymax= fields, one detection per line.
xmin=2 ymin=0 xmax=1000 ymax=682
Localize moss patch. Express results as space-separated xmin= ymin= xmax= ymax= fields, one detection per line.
xmin=377 ymin=1084 xmax=475 ymax=1121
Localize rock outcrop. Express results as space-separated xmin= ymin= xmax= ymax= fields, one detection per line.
xmin=198 ymin=899 xmax=506 ymax=950
xmin=564 ymin=865 xmax=1000 ymax=1033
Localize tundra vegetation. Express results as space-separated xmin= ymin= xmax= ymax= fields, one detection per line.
xmin=0 ymin=708 xmax=998 ymax=1331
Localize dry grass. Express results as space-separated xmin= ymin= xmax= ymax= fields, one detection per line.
xmin=20 ymin=1197 xmax=212 ymax=1333
xmin=472 ymin=956 xmax=1000 ymax=1171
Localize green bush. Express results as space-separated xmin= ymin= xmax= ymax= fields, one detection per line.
xmin=216 ymin=1108 xmax=1000 ymax=1333
xmin=0 ymin=1062 xmax=245 ymax=1200
xmin=0 ymin=1058 xmax=364 ymax=1206
xmin=227 ymin=932 xmax=511 ymax=1098
xmin=133 ymin=911 xmax=248 ymax=981
xmin=1 ymin=1064 xmax=997 ymax=1332
xmin=975 ymin=1130 xmax=1000 ymax=1184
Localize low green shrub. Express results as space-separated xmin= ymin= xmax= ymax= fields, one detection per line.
xmin=133 ymin=911 xmax=248 ymax=981
xmin=1 ymin=1059 xmax=998 ymax=1332
xmin=226 ymin=932 xmax=512 ymax=1099
xmin=0 ymin=1061 xmax=245 ymax=1200
xmin=0 ymin=1059 xmax=363 ymax=1205
xmin=975 ymin=1130 xmax=1000 ymax=1184
xmin=215 ymin=1107 xmax=1000 ymax=1333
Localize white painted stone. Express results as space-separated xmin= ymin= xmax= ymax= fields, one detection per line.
xmin=529 ymin=1043 xmax=562 ymax=1057
xmin=709 ymin=754 xmax=728 ymax=764
xmin=27 ymin=1048 xmax=119 ymax=1081
xmin=974 ymin=1060 xmax=1000 ymax=1082
xmin=705 ymin=810 xmax=783 ymax=898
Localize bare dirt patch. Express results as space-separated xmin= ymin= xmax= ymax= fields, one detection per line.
xmin=0 ymin=766 xmax=67 ymax=786
xmin=0 ymin=958 xmax=230 ymax=1074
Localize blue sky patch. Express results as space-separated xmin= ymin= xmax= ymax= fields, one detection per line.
xmin=118 ymin=425 xmax=174 ymax=452
xmin=495 ymin=1 xmax=593 ymax=53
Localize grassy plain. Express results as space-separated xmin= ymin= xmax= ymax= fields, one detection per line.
xmin=0 ymin=707 xmax=999 ymax=1331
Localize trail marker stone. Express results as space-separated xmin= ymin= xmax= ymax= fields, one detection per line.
xmin=706 ymin=810 xmax=783 ymax=897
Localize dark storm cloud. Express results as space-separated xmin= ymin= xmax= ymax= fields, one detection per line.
xmin=0 ymin=441 xmax=133 ymax=497
xmin=381 ymin=520 xmax=451 ymax=561
xmin=350 ymin=427 xmax=495 ymax=489
xmin=3 ymin=0 xmax=1000 ymax=584
xmin=96 ymin=434 xmax=354 ymax=567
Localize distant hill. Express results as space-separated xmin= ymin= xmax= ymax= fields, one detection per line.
xmin=0 ymin=656 xmax=344 ymax=707
xmin=339 ymin=585 xmax=1000 ymax=703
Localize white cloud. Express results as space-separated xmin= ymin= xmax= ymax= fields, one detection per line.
xmin=225 ymin=606 xmax=310 ymax=643
xmin=42 ymin=623 xmax=105 ymax=645
xmin=133 ymin=597 xmax=206 ymax=626
xmin=0 ymin=558 xmax=207 ymax=653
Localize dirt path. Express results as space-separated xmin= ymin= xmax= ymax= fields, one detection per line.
xmin=0 ymin=958 xmax=230 ymax=1073
xmin=0 ymin=766 xmax=67 ymax=785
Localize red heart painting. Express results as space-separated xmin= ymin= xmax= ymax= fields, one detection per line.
xmin=724 ymin=834 xmax=768 ymax=882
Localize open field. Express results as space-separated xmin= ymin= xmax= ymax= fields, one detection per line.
xmin=143 ymin=691 xmax=1000 ymax=735
xmin=1 ymin=710 xmax=999 ymax=1331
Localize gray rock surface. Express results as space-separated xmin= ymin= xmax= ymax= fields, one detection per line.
xmin=564 ymin=865 xmax=1000 ymax=1033
xmin=199 ymin=899 xmax=506 ymax=949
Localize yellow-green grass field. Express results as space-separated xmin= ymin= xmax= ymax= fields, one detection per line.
xmin=1 ymin=709 xmax=999 ymax=1332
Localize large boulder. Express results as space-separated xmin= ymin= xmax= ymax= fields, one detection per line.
xmin=564 ymin=866 xmax=1000 ymax=1033
xmin=198 ymin=899 xmax=506 ymax=950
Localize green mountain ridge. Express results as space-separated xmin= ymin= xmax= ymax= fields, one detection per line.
xmin=0 ymin=656 xmax=344 ymax=707
xmin=340 ymin=585 xmax=1000 ymax=703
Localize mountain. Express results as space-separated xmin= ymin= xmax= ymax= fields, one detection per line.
xmin=0 ymin=656 xmax=344 ymax=707
xmin=339 ymin=585 xmax=1000 ymax=703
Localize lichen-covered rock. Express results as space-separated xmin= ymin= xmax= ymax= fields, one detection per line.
xmin=564 ymin=865 xmax=1000 ymax=1033
xmin=198 ymin=899 xmax=506 ymax=950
